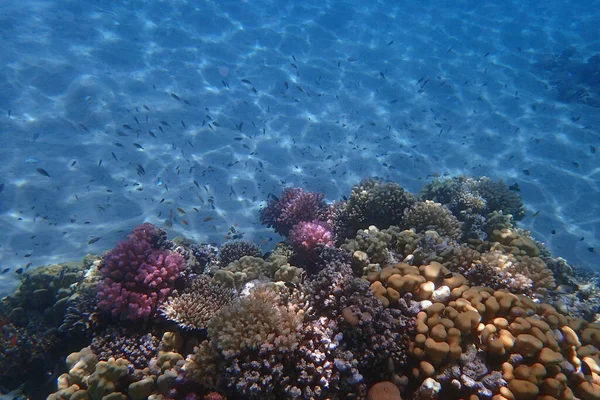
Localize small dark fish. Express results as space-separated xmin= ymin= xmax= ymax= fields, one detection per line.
xmin=15 ymin=268 xmax=23 ymax=275
xmin=447 ymin=47 xmax=452 ymax=53
xmin=98 ymin=159 xmax=102 ymax=166
xmin=203 ymin=216 xmax=214 ymax=222
xmin=508 ymin=183 xmax=520 ymax=192
xmin=123 ymin=124 xmax=133 ymax=130
xmin=143 ymin=104 xmax=150 ymax=111
xmin=222 ymin=80 xmax=229 ymax=88
xmin=236 ymin=122 xmax=243 ymax=132
xmin=551 ymin=229 xmax=556 ymax=235
xmin=0 ymin=183 xmax=4 ymax=193
xmin=148 ymin=131 xmax=156 ymax=138
xmin=134 ymin=116 xmax=140 ymax=125
xmin=114 ymin=142 xmax=124 ymax=147
xmin=241 ymin=79 xmax=252 ymax=84
xmin=252 ymin=86 xmax=258 ymax=94
xmin=160 ymin=121 xmax=171 ymax=127
xmin=532 ymin=210 xmax=541 ymax=217
xmin=590 ymin=145 xmax=596 ymax=154
xmin=291 ymin=63 xmax=298 ymax=69
xmin=522 ymin=169 xmax=530 ymax=176
xmin=184 ymin=99 xmax=191 ymax=105
xmin=484 ymin=52 xmax=490 ymax=57
xmin=165 ymin=220 xmax=173 ymax=228
xmin=136 ymin=164 xmax=146 ymax=175
xmin=1 ymin=268 xmax=9 ymax=274
xmin=24 ymin=262 xmax=32 ymax=270
xmin=111 ymin=152 xmax=118 ymax=161
xmin=170 ymin=93 xmax=181 ymax=100
xmin=589 ymin=247 xmax=596 ymax=253
xmin=571 ymin=116 xmax=581 ymax=122
xmin=36 ymin=168 xmax=51 ymax=177
xmin=212 ymin=121 xmax=221 ymax=127
xmin=177 ymin=207 xmax=186 ymax=214
xmin=181 ymin=120 xmax=187 ymax=128
xmin=88 ymin=236 xmax=102 ymax=244
xmin=78 ymin=123 xmax=89 ymax=132
xmin=133 ymin=143 xmax=144 ymax=150
xmin=284 ymin=281 xmax=297 ymax=289
xmin=387 ymin=40 xmax=394 ymax=45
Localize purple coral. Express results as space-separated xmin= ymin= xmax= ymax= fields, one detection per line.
xmin=260 ymin=188 xmax=326 ymax=236
xmin=288 ymin=220 xmax=333 ymax=252
xmin=97 ymin=223 xmax=186 ymax=320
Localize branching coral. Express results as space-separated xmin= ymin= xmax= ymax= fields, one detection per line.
xmin=218 ymin=240 xmax=262 ymax=267
xmin=288 ymin=220 xmax=334 ymax=252
xmin=159 ymin=275 xmax=236 ymax=330
xmin=403 ymin=200 xmax=462 ymax=240
xmin=97 ymin=223 xmax=186 ymax=320
xmin=91 ymin=326 xmax=160 ymax=368
xmin=344 ymin=178 xmax=415 ymax=232
xmin=260 ymin=188 xmax=327 ymax=236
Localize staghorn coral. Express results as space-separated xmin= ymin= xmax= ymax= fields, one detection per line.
xmin=218 ymin=240 xmax=262 ymax=267
xmin=260 ymin=187 xmax=327 ymax=236
xmin=344 ymin=178 xmax=415 ymax=232
xmin=159 ymin=275 xmax=236 ymax=330
xmin=403 ymin=200 xmax=462 ymax=240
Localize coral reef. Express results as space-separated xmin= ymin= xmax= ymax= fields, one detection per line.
xmin=159 ymin=275 xmax=237 ymax=330
xmin=97 ymin=223 xmax=186 ymax=320
xmin=260 ymin=187 xmax=327 ymax=236
xmin=344 ymin=178 xmax=415 ymax=233
xmin=403 ymin=200 xmax=462 ymax=240
xmin=217 ymin=239 xmax=262 ymax=267
xmin=23 ymin=175 xmax=600 ymax=400
xmin=288 ymin=220 xmax=334 ymax=252
xmin=91 ymin=326 xmax=160 ymax=368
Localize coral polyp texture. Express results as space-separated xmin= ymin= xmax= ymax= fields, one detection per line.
xmin=96 ymin=223 xmax=186 ymax=320
xmin=3 ymin=176 xmax=593 ymax=400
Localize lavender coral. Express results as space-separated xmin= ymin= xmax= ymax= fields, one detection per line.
xmin=97 ymin=223 xmax=186 ymax=320
xmin=288 ymin=220 xmax=333 ymax=252
xmin=260 ymin=187 xmax=327 ymax=236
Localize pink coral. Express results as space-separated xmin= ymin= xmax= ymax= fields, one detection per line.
xmin=260 ymin=187 xmax=326 ymax=236
xmin=288 ymin=220 xmax=333 ymax=252
xmin=97 ymin=223 xmax=186 ymax=320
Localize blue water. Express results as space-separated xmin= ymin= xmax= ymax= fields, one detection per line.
xmin=0 ymin=0 xmax=599 ymax=296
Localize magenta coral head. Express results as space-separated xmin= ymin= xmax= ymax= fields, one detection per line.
xmin=288 ymin=220 xmax=333 ymax=252
xmin=260 ymin=187 xmax=326 ymax=236
xmin=97 ymin=223 xmax=186 ymax=320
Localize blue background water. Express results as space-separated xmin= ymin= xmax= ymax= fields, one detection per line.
xmin=0 ymin=0 xmax=598 ymax=294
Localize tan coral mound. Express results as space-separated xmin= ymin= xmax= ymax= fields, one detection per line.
xmin=368 ymin=260 xmax=600 ymax=400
